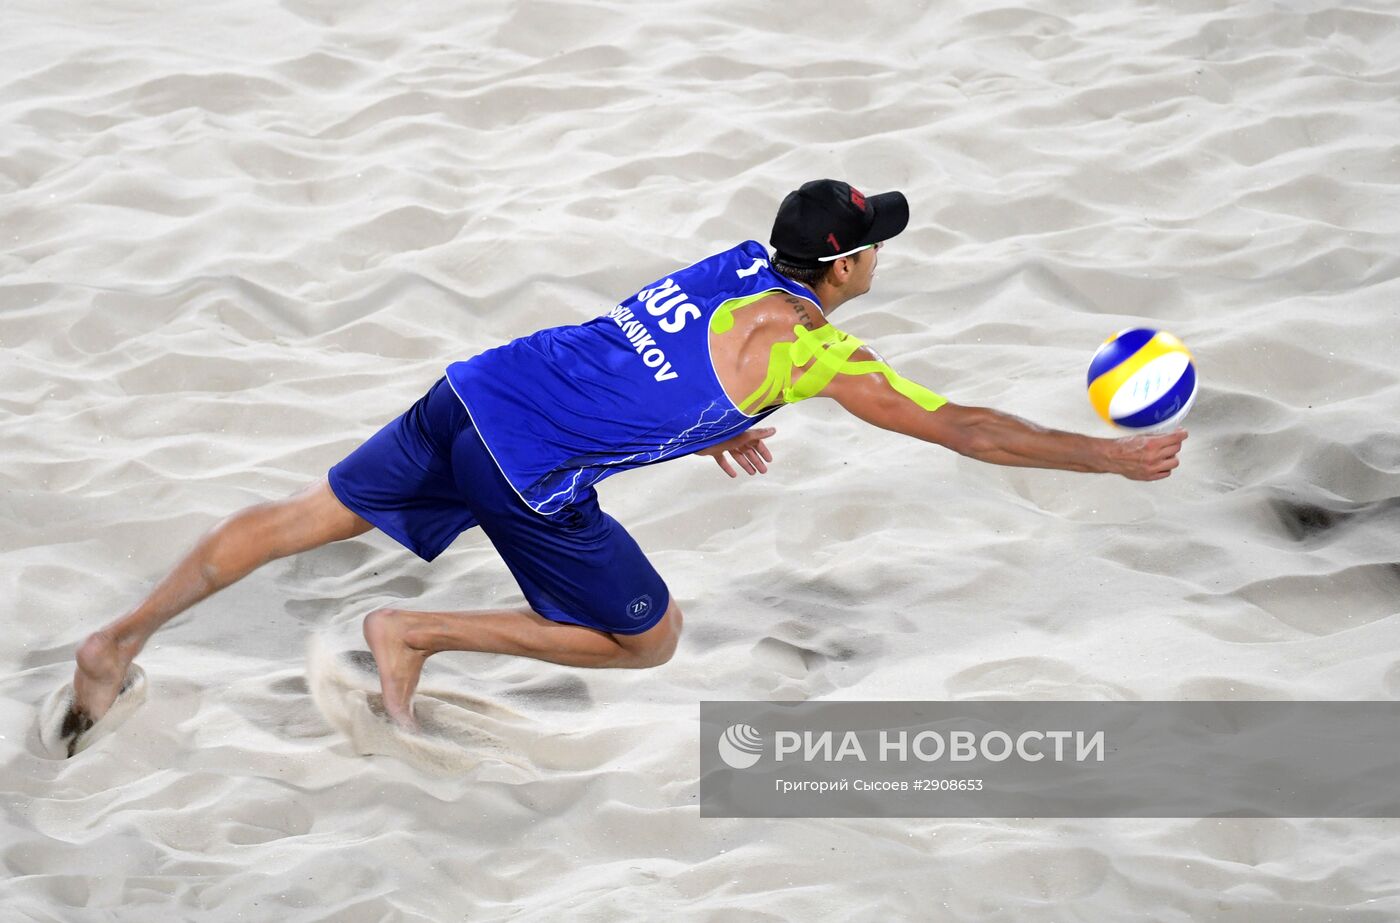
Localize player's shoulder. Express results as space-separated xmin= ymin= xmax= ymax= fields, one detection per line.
xmin=713 ymin=289 xmax=818 ymax=337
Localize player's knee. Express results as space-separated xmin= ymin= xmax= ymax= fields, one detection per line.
xmin=623 ymin=602 xmax=682 ymax=668
xmin=633 ymin=637 xmax=676 ymax=668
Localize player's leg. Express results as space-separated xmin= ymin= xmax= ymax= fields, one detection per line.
xmin=363 ymin=598 xmax=682 ymax=729
xmin=359 ymin=387 xmax=679 ymax=730
xmin=72 ymin=480 xmax=372 ymax=722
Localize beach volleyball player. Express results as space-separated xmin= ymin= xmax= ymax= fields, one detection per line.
xmin=66 ymin=180 xmax=1186 ymax=740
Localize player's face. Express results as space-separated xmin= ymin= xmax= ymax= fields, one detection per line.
xmin=850 ymin=241 xmax=882 ymax=295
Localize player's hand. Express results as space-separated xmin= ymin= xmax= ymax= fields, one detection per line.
xmin=697 ymin=427 xmax=776 ymax=478
xmin=1106 ymin=429 xmax=1187 ymax=481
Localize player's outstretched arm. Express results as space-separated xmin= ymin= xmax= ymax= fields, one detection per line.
xmin=917 ymin=404 xmax=1186 ymax=480
xmin=820 ymin=350 xmax=1185 ymax=481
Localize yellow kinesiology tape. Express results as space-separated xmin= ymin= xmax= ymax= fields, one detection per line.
xmin=710 ymin=296 xmax=948 ymax=414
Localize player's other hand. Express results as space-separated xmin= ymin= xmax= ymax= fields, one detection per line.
xmin=697 ymin=427 xmax=776 ymax=478
xmin=1107 ymin=429 xmax=1187 ymax=481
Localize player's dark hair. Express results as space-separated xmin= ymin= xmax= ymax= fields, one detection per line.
xmin=770 ymin=253 xmax=831 ymax=288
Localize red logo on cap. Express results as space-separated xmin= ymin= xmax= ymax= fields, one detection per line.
xmin=850 ymin=188 xmax=867 ymax=211
xmin=827 ymin=233 xmax=841 ymax=253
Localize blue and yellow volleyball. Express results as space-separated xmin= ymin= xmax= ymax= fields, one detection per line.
xmin=1087 ymin=328 xmax=1197 ymax=430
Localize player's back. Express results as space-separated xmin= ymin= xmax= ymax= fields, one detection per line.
xmin=446 ymin=241 xmax=822 ymax=516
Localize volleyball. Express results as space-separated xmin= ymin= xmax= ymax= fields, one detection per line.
xmin=1087 ymin=328 xmax=1197 ymax=430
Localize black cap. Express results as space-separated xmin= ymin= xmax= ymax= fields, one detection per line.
xmin=769 ymin=179 xmax=909 ymax=265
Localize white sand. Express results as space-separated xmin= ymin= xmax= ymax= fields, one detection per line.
xmin=4 ymin=0 xmax=1400 ymax=919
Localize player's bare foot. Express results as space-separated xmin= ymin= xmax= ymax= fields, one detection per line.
xmin=363 ymin=608 xmax=429 ymax=732
xmin=71 ymin=630 xmax=134 ymax=724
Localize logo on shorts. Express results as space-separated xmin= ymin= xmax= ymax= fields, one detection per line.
xmin=719 ymin=724 xmax=765 ymax=769
xmin=626 ymin=595 xmax=653 ymax=621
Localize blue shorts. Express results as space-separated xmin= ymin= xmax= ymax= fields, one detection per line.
xmin=327 ymin=377 xmax=669 ymax=635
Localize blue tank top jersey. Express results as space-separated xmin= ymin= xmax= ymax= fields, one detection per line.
xmin=445 ymin=240 xmax=819 ymax=516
